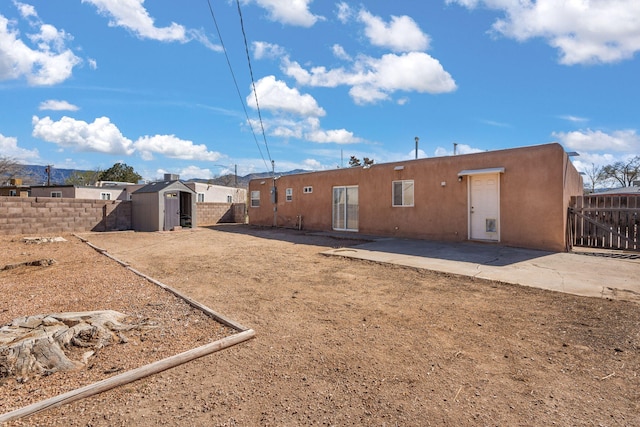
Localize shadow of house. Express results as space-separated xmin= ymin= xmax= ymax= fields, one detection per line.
xmin=131 ymin=180 xmax=196 ymax=231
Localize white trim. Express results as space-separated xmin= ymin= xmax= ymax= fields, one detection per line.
xmin=458 ymin=167 xmax=505 ymax=177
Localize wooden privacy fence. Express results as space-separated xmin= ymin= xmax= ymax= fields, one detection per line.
xmin=568 ymin=195 xmax=640 ymax=251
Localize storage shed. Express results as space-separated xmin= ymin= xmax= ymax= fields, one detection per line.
xmin=131 ymin=179 xmax=196 ymax=231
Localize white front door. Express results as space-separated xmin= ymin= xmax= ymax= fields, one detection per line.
xmin=469 ymin=174 xmax=500 ymax=241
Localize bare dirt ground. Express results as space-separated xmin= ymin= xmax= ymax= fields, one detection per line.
xmin=1 ymin=224 xmax=639 ymax=426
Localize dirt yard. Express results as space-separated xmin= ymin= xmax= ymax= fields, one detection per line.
xmin=1 ymin=225 xmax=639 ymax=426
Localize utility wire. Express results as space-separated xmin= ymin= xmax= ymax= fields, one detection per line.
xmin=206 ymin=0 xmax=271 ymax=174
xmin=234 ymin=0 xmax=273 ymax=170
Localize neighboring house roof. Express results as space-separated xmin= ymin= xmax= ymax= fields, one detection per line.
xmin=595 ymin=186 xmax=640 ymax=195
xmin=133 ymin=180 xmax=196 ymax=194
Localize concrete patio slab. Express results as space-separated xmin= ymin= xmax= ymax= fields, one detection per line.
xmin=321 ymin=237 xmax=640 ymax=303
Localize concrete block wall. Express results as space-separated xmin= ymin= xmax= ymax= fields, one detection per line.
xmin=0 ymin=196 xmax=132 ymax=235
xmin=196 ymin=202 xmax=246 ymax=226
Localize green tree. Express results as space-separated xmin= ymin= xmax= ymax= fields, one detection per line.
xmin=602 ymin=156 xmax=640 ymax=187
xmin=65 ymin=169 xmax=103 ymax=186
xmin=348 ymin=156 xmax=374 ymax=167
xmin=98 ymin=162 xmax=142 ymax=183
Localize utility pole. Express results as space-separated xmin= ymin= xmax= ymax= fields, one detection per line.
xmin=415 ymin=136 xmax=419 ymax=159
xmin=271 ymin=160 xmax=277 ymax=227
xmin=45 ymin=165 xmax=51 ymax=186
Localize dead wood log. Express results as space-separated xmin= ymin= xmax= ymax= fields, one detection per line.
xmin=0 ymin=311 xmax=141 ymax=383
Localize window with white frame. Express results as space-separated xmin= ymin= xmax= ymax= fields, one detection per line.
xmin=100 ymin=192 xmax=111 ymax=200
xmin=197 ymin=193 xmax=205 ymax=202
xmin=303 ymin=186 xmax=313 ymax=194
xmin=227 ymin=195 xmax=233 ymax=203
xmin=51 ymin=191 xmax=62 ymax=198
xmin=392 ymin=180 xmax=414 ymax=207
xmin=251 ymin=190 xmax=260 ymax=207
xmin=285 ymin=188 xmax=293 ymax=202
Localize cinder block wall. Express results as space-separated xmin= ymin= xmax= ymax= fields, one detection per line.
xmin=196 ymin=203 xmax=246 ymax=225
xmin=0 ymin=196 xmax=131 ymax=235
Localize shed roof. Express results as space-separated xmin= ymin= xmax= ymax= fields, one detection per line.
xmin=595 ymin=185 xmax=640 ymax=195
xmin=133 ymin=180 xmax=196 ymax=194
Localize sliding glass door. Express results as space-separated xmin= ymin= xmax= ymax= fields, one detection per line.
xmin=332 ymin=186 xmax=358 ymax=231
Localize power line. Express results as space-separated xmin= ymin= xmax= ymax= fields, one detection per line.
xmin=234 ymin=0 xmax=273 ymax=169
xmin=205 ymin=0 xmax=272 ymax=174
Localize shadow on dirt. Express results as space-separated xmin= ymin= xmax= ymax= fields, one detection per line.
xmin=204 ymin=224 xmax=553 ymax=267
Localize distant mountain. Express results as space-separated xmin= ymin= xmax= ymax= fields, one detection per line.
xmin=17 ymin=165 xmax=311 ymax=188
xmin=19 ymin=165 xmax=85 ymax=186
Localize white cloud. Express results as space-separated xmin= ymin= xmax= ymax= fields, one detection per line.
xmin=284 ymin=52 xmax=456 ymax=105
xmin=83 ymin=0 xmax=187 ymax=41
xmin=306 ymin=128 xmax=359 ymax=144
xmin=14 ymin=2 xmax=37 ymax=20
xmin=168 ymin=165 xmax=215 ymax=180
xmin=0 ymin=133 xmax=39 ymax=162
xmin=249 ymin=116 xmax=362 ymax=145
xmin=335 ymin=2 xmax=353 ymax=24
xmin=447 ymin=0 xmax=640 ymax=65
xmin=552 ymin=129 xmax=640 ymax=152
xmin=559 ymin=115 xmax=588 ymax=123
xmin=83 ymin=0 xmax=220 ymax=50
xmin=479 ymin=119 xmax=510 ymax=128
xmin=133 ymin=135 xmax=222 ymax=162
xmin=0 ymin=14 xmax=81 ymax=85
xmin=248 ymin=0 xmax=323 ymax=27
xmin=434 ymin=143 xmax=484 ymax=157
xmin=332 ymin=44 xmax=351 ymax=61
xmin=247 ymin=75 xmax=326 ymax=117
xmin=88 ymin=58 xmax=98 ymax=69
xmin=253 ymin=41 xmax=286 ymax=60
xmin=32 ymin=115 xmax=135 ymax=155
xmin=39 ymin=100 xmax=80 ymax=111
xmin=358 ymin=9 xmax=430 ymax=52
xmin=302 ymin=158 xmax=322 ymax=170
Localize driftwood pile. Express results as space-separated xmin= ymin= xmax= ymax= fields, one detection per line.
xmin=0 ymin=311 xmax=142 ymax=383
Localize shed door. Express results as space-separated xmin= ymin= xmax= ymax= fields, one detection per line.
xmin=469 ymin=174 xmax=500 ymax=241
xmin=164 ymin=192 xmax=180 ymax=231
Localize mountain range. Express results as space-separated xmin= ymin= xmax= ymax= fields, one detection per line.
xmin=18 ymin=165 xmax=311 ymax=188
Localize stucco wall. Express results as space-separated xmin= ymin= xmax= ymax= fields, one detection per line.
xmin=248 ymin=143 xmax=583 ymax=252
xmin=0 ymin=196 xmax=131 ymax=235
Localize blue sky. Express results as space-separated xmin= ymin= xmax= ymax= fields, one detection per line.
xmin=1 ymin=0 xmax=639 ymax=183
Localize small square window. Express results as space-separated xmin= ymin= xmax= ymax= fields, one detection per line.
xmin=285 ymin=188 xmax=293 ymax=202
xmin=227 ymin=195 xmax=233 ymax=203
xmin=100 ymin=192 xmax=111 ymax=200
xmin=197 ymin=193 xmax=205 ymax=202
xmin=51 ymin=191 xmax=62 ymax=198
xmin=392 ymin=180 xmax=414 ymax=207
xmin=251 ymin=190 xmax=260 ymax=207
xmin=303 ymin=186 xmax=313 ymax=194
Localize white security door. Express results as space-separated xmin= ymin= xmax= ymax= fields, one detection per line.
xmin=469 ymin=174 xmax=500 ymax=241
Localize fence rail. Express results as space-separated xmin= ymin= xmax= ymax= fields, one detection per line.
xmin=568 ymin=195 xmax=639 ymax=251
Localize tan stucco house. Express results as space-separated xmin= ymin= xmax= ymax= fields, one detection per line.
xmin=248 ymin=143 xmax=583 ymax=252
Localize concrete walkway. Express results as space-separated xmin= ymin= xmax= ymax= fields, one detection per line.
xmin=321 ymin=237 xmax=640 ymax=303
